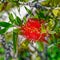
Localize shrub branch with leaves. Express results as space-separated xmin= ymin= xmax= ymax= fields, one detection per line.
xmin=0 ymin=0 xmax=60 ymax=60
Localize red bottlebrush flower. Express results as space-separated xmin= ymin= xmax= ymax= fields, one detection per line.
xmin=21 ymin=18 xmax=48 ymax=43
xmin=27 ymin=18 xmax=41 ymax=29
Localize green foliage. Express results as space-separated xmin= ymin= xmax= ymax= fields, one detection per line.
xmin=22 ymin=51 xmax=30 ymax=58
xmin=0 ymin=56 xmax=4 ymax=60
xmin=23 ymin=16 xmax=27 ymax=24
xmin=4 ymin=32 xmax=13 ymax=42
xmin=13 ymin=29 xmax=18 ymax=53
xmin=0 ymin=0 xmax=60 ymax=60
xmin=47 ymin=44 xmax=60 ymax=60
xmin=33 ymin=14 xmax=39 ymax=18
xmin=36 ymin=10 xmax=51 ymax=20
xmin=0 ymin=22 xmax=13 ymax=34
xmin=18 ymin=50 xmax=30 ymax=60
xmin=15 ymin=16 xmax=22 ymax=26
xmin=0 ymin=22 xmax=13 ymax=27
xmin=51 ymin=34 xmax=57 ymax=43
xmin=9 ymin=13 xmax=15 ymax=23
xmin=41 ymin=0 xmax=60 ymax=7
xmin=0 ymin=2 xmax=13 ymax=12
xmin=6 ymin=0 xmax=19 ymax=7
xmin=54 ymin=20 xmax=60 ymax=33
xmin=36 ymin=42 xmax=44 ymax=52
xmin=37 ymin=10 xmax=45 ymax=19
xmin=0 ymin=3 xmax=4 ymax=11
xmin=19 ymin=0 xmax=28 ymax=2
xmin=9 ymin=13 xmax=22 ymax=26
xmin=0 ymin=47 xmax=5 ymax=54
xmin=25 ymin=6 xmax=33 ymax=16
xmin=19 ymin=40 xmax=29 ymax=49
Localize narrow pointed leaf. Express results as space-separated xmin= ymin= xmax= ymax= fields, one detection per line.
xmin=23 ymin=16 xmax=27 ymax=24
xmin=0 ymin=28 xmax=8 ymax=34
xmin=0 ymin=22 xmax=13 ymax=27
xmin=13 ymin=29 xmax=18 ymax=53
xmin=15 ymin=16 xmax=22 ymax=26
xmin=9 ymin=13 xmax=14 ymax=23
xmin=0 ymin=22 xmax=13 ymax=34
xmin=24 ymin=6 xmax=33 ymax=16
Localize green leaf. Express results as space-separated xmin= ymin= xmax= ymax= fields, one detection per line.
xmin=5 ymin=32 xmax=13 ymax=42
xmin=0 ymin=22 xmax=13 ymax=34
xmin=51 ymin=34 xmax=57 ymax=43
xmin=9 ymin=13 xmax=23 ymax=26
xmin=54 ymin=21 xmax=60 ymax=33
xmin=48 ymin=31 xmax=56 ymax=34
xmin=23 ymin=51 xmax=30 ymax=58
xmin=36 ymin=56 xmax=41 ymax=60
xmin=33 ymin=14 xmax=39 ymax=18
xmin=52 ymin=9 xmax=59 ymax=16
xmin=19 ymin=0 xmax=28 ymax=2
xmin=0 ymin=47 xmax=5 ymax=54
xmin=32 ymin=0 xmax=37 ymax=3
xmin=37 ymin=10 xmax=45 ymax=19
xmin=0 ymin=28 xmax=8 ymax=34
xmin=37 ymin=10 xmax=51 ymax=20
xmin=0 ymin=56 xmax=4 ymax=60
xmin=41 ymin=0 xmax=60 ymax=7
xmin=39 ymin=11 xmax=45 ymax=18
xmin=9 ymin=13 xmax=14 ymax=23
xmin=13 ymin=29 xmax=18 ymax=53
xmin=23 ymin=16 xmax=27 ymax=24
xmin=15 ymin=16 xmax=22 ymax=26
xmin=0 ymin=22 xmax=13 ymax=27
xmin=20 ymin=40 xmax=29 ymax=49
xmin=24 ymin=6 xmax=33 ymax=16
xmin=36 ymin=42 xmax=44 ymax=52
xmin=41 ymin=1 xmax=49 ymax=6
xmin=47 ymin=44 xmax=60 ymax=60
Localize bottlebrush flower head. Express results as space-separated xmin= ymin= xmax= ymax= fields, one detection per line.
xmin=21 ymin=18 xmax=48 ymax=43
